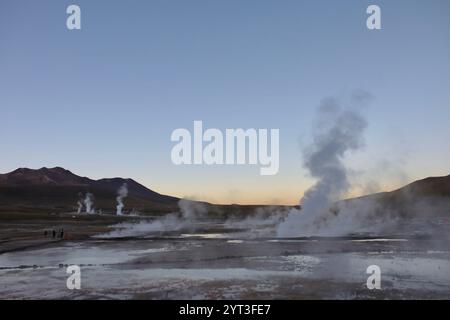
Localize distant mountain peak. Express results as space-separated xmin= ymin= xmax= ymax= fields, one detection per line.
xmin=40 ymin=166 xmax=68 ymax=171
xmin=0 ymin=167 xmax=89 ymax=187
xmin=0 ymin=167 xmax=179 ymax=206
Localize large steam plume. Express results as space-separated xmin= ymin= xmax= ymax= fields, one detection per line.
xmin=116 ymin=183 xmax=128 ymax=216
xmin=277 ymin=93 xmax=370 ymax=237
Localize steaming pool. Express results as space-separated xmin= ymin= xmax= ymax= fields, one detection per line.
xmin=1 ymin=221 xmax=450 ymax=299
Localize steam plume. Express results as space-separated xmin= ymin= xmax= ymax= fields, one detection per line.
xmin=178 ymin=198 xmax=208 ymax=219
xmin=84 ymin=192 xmax=95 ymax=214
xmin=76 ymin=192 xmax=83 ymax=214
xmin=77 ymin=200 xmax=83 ymax=214
xmin=277 ymin=93 xmax=369 ymax=237
xmin=116 ymin=183 xmax=128 ymax=216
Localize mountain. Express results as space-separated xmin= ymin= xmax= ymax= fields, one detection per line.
xmin=0 ymin=167 xmax=90 ymax=186
xmin=351 ymin=174 xmax=450 ymax=203
xmin=395 ymin=174 xmax=450 ymax=198
xmin=0 ymin=167 xmax=179 ymax=214
xmin=1 ymin=167 xmax=449 ymax=218
xmin=342 ymin=174 xmax=450 ymax=220
xmin=0 ymin=167 xmax=285 ymax=217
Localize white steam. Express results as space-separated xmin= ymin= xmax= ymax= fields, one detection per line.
xmin=178 ymin=198 xmax=208 ymax=219
xmin=277 ymin=94 xmax=369 ymax=237
xmin=77 ymin=201 xmax=83 ymax=214
xmin=76 ymin=193 xmax=83 ymax=214
xmin=116 ymin=183 xmax=128 ymax=216
xmin=84 ymin=192 xmax=95 ymax=214
xmin=97 ymin=199 xmax=210 ymax=238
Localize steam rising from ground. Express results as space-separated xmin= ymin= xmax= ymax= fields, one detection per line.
xmin=99 ymin=199 xmax=210 ymax=238
xmin=83 ymin=192 xmax=95 ymax=214
xmin=77 ymin=193 xmax=83 ymax=214
xmin=98 ymin=199 xmax=290 ymax=238
xmin=75 ymin=192 xmax=95 ymax=214
xmin=277 ymin=94 xmax=370 ymax=237
xmin=116 ymin=183 xmax=128 ymax=216
xmin=178 ymin=198 xmax=209 ymax=219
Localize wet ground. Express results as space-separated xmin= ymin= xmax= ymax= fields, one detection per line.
xmin=1 ymin=217 xmax=449 ymax=299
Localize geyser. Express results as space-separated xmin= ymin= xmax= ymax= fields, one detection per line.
xmin=76 ymin=192 xmax=83 ymax=214
xmin=277 ymin=93 xmax=370 ymax=237
xmin=116 ymin=183 xmax=128 ymax=216
xmin=84 ymin=192 xmax=95 ymax=214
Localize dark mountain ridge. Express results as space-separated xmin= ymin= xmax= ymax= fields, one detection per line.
xmin=0 ymin=167 xmax=449 ymax=218
xmin=0 ymin=167 xmax=179 ymax=213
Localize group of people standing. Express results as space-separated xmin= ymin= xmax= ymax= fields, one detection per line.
xmin=44 ymin=228 xmax=64 ymax=239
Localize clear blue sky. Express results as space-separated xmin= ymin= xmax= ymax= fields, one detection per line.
xmin=1 ymin=0 xmax=449 ymax=204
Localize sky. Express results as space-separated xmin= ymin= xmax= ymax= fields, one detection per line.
xmin=1 ymin=0 xmax=449 ymax=205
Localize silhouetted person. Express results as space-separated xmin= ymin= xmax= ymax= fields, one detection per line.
xmin=52 ymin=230 xmax=56 ymax=238
xmin=60 ymin=229 xmax=64 ymax=239
xmin=44 ymin=230 xmax=48 ymax=237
